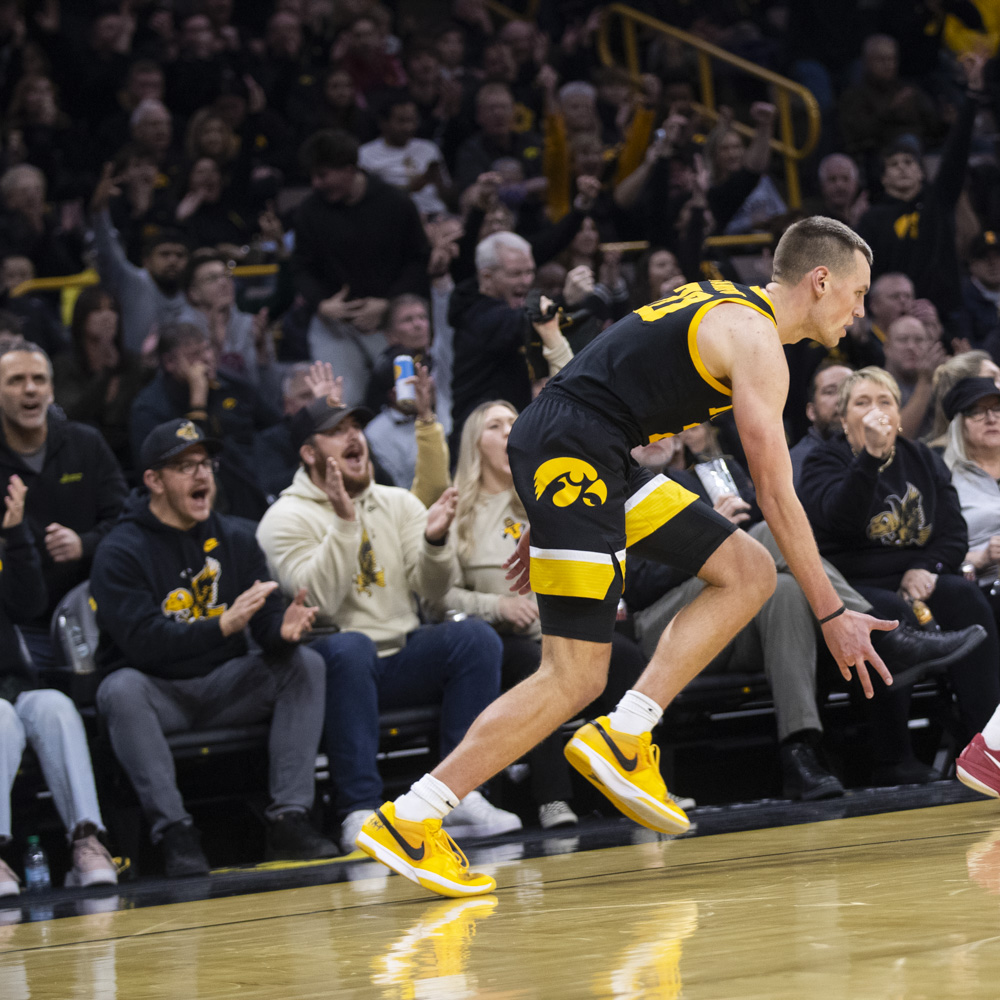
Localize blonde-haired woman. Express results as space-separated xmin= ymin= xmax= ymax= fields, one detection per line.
xmin=439 ymin=400 xmax=650 ymax=829
xmin=925 ymin=349 xmax=1000 ymax=449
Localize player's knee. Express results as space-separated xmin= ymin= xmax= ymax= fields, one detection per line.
xmin=709 ymin=531 xmax=776 ymax=605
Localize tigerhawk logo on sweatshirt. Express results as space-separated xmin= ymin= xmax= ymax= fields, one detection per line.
xmin=355 ymin=529 xmax=386 ymax=596
xmin=867 ymin=483 xmax=932 ymax=548
xmin=161 ymin=557 xmax=228 ymax=621
xmin=503 ymin=517 xmax=523 ymax=541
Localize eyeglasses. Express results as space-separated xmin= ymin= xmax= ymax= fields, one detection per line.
xmin=164 ymin=458 xmax=218 ymax=476
xmin=963 ymin=404 xmax=1000 ymax=423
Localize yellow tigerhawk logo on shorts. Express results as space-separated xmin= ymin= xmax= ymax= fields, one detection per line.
xmin=533 ymin=458 xmax=608 ymax=508
xmin=161 ymin=557 xmax=227 ymax=622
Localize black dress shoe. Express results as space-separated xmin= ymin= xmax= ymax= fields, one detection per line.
xmin=870 ymin=758 xmax=939 ymax=786
xmin=160 ymin=821 xmax=210 ymax=878
xmin=872 ymin=623 xmax=988 ymax=686
xmin=780 ymin=741 xmax=845 ymax=801
xmin=266 ymin=811 xmax=339 ymax=861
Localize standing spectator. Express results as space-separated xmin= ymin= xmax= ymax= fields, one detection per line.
xmin=882 ymin=314 xmax=946 ymax=439
xmin=805 ymin=154 xmax=869 ymax=229
xmin=93 ymin=419 xmax=336 ymax=876
xmin=453 ymin=83 xmax=544 ymax=195
xmin=94 ymin=59 xmax=166 ymax=159
xmin=0 ymin=340 xmax=127 ymax=668
xmin=293 ymin=129 xmax=430 ymax=406
xmin=130 ymin=323 xmax=279 ymax=520
xmin=0 ymin=164 xmax=82 ymax=277
xmin=174 ymin=158 xmax=252 ymax=252
xmin=838 ymin=35 xmax=940 ymax=160
xmin=105 ymin=145 xmax=178 ymax=267
xmin=961 ymin=230 xmax=1000 ymax=354
xmin=256 ymin=398 xmax=517 ymax=853
xmin=334 ymin=14 xmax=406 ymax=101
xmin=164 ymin=13 xmax=234 ymax=121
xmin=449 ymin=231 xmax=571 ymax=450
xmin=858 ymin=52 xmax=988 ymax=324
xmin=292 ymin=65 xmax=378 ymax=144
xmin=0 ymin=473 xmax=118 ymax=894
xmin=53 ymin=286 xmax=148 ymax=475
xmin=91 ymin=165 xmax=191 ymax=355
xmin=179 ymin=251 xmax=275 ymax=398
xmin=358 ymin=96 xmax=451 ymax=216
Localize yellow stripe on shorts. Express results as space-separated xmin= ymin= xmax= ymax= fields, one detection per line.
xmin=529 ymin=546 xmax=619 ymax=600
xmin=624 ymin=474 xmax=698 ymax=547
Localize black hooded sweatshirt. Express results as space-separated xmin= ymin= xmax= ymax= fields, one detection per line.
xmin=91 ymin=489 xmax=295 ymax=678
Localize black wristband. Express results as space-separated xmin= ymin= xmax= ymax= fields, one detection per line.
xmin=818 ymin=604 xmax=847 ymax=625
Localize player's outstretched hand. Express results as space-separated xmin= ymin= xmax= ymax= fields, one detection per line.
xmin=503 ymin=526 xmax=532 ymax=595
xmin=821 ymin=609 xmax=897 ymax=698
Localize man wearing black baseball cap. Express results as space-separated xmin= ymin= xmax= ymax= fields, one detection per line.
xmin=91 ymin=418 xmax=338 ymax=876
xmin=961 ymin=231 xmax=1000 ymax=351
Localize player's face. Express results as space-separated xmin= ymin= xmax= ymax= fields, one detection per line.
xmin=816 ymin=251 xmax=870 ymax=347
xmin=478 ymin=404 xmax=516 ymax=480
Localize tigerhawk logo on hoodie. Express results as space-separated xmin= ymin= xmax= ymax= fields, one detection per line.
xmin=161 ymin=557 xmax=227 ymax=621
xmin=355 ymin=529 xmax=385 ymax=596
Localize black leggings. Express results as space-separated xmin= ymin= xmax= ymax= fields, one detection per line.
xmin=500 ymin=631 xmax=649 ymax=805
xmin=853 ymin=573 xmax=1000 ymax=765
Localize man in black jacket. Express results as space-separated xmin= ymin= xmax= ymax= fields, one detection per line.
xmin=130 ymin=323 xmax=279 ymax=520
xmin=0 ymin=339 xmax=127 ymax=667
xmin=92 ymin=419 xmax=336 ymax=877
xmin=293 ymin=129 xmax=430 ymax=406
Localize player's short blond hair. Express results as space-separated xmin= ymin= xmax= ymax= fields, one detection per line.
xmin=772 ymin=216 xmax=872 ymax=286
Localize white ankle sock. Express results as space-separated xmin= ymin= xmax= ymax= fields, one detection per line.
xmin=982 ymin=708 xmax=1000 ymax=750
xmin=607 ymin=689 xmax=663 ymax=737
xmin=394 ymin=774 xmax=461 ymax=822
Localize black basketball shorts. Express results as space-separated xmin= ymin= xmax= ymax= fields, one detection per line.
xmin=507 ymin=390 xmax=736 ymax=643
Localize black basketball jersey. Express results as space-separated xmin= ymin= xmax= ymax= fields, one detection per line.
xmin=545 ymin=280 xmax=777 ymax=444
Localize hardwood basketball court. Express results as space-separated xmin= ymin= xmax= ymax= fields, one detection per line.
xmin=3 ymin=797 xmax=1000 ymax=998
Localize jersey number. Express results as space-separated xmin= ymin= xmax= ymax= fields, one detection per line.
xmin=634 ymin=281 xmax=746 ymax=323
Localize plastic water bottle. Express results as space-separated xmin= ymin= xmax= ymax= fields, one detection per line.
xmin=23 ymin=836 xmax=51 ymax=891
xmin=57 ymin=612 xmax=93 ymax=674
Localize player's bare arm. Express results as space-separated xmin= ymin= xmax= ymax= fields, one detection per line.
xmin=699 ymin=306 xmax=897 ymax=697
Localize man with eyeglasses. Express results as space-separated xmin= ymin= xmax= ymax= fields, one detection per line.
xmin=91 ymin=418 xmax=338 ymax=877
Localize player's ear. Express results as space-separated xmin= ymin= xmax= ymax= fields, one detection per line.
xmin=811 ymin=265 xmax=830 ymax=296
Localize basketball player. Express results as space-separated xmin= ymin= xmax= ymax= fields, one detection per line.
xmin=356 ymin=216 xmax=898 ymax=897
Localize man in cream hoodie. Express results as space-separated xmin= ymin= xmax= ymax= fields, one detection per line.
xmin=257 ymin=396 xmax=518 ymax=853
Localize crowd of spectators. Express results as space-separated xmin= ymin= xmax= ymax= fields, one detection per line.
xmin=4 ymin=0 xmax=1000 ymax=887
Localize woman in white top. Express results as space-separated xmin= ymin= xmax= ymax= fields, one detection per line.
xmin=438 ymin=400 xmax=652 ymax=829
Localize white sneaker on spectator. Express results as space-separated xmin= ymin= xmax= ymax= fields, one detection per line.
xmin=443 ymin=790 xmax=523 ymax=839
xmin=668 ymin=792 xmax=696 ymax=811
xmin=0 ymin=857 xmax=18 ymax=897
xmin=538 ymin=800 xmax=578 ymax=829
xmin=65 ymin=833 xmax=118 ymax=888
xmin=340 ymin=809 xmax=372 ymax=855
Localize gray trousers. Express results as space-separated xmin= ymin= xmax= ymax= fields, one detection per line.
xmin=96 ymin=647 xmax=326 ymax=841
xmin=307 ymin=316 xmax=388 ymax=407
xmin=1 ymin=689 xmax=105 ymax=840
xmin=633 ymin=522 xmax=872 ymax=740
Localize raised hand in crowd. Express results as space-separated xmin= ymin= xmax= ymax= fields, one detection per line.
xmin=304 ymin=360 xmax=343 ymax=406
xmin=425 ymin=485 xmax=458 ymax=543
xmin=960 ymin=49 xmax=987 ymax=92
xmin=413 ymin=363 xmax=436 ymax=422
xmin=219 ymin=579 xmax=279 ymax=636
xmin=45 ymin=522 xmax=83 ymax=563
xmin=320 ymin=458 xmax=355 ymax=522
xmin=90 ymin=163 xmax=123 ymax=215
xmin=280 ymin=588 xmax=319 ymax=642
xmin=563 ymin=264 xmax=595 ymax=307
xmin=350 ymin=297 xmax=389 ymax=333
xmin=2 ymin=475 xmax=26 ymax=530
xmin=574 ymin=174 xmax=600 ymax=211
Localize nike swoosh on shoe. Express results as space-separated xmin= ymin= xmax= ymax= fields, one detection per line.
xmin=590 ymin=720 xmax=638 ymax=771
xmin=375 ymin=808 xmax=426 ymax=861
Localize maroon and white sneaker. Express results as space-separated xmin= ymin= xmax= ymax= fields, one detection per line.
xmin=957 ymin=734 xmax=1000 ymax=799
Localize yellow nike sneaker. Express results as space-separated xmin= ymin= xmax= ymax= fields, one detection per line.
xmin=564 ymin=717 xmax=690 ymax=834
xmin=355 ymin=802 xmax=497 ymax=898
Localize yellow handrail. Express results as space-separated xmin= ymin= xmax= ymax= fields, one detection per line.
xmin=483 ymin=0 xmax=540 ymax=23
xmin=596 ymin=3 xmax=820 ymax=209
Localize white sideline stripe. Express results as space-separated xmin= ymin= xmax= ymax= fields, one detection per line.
xmin=529 ymin=546 xmax=612 ymax=564
xmin=623 ymin=474 xmax=669 ymax=512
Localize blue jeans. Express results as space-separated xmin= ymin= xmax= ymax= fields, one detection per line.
xmin=311 ymin=619 xmax=503 ymax=814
